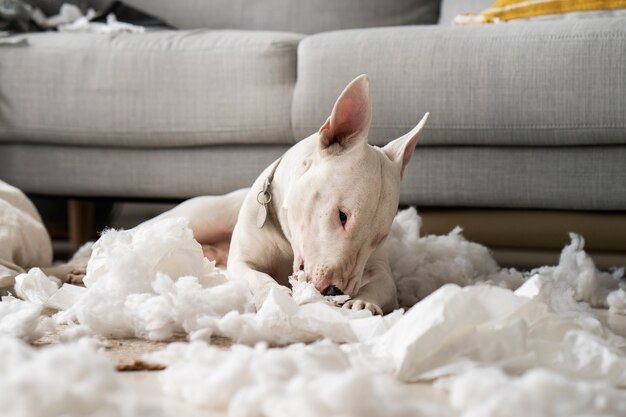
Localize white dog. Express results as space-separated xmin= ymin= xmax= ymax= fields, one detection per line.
xmin=150 ymin=75 xmax=429 ymax=314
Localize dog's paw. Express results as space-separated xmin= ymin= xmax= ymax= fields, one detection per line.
xmin=64 ymin=256 xmax=89 ymax=286
xmin=342 ymin=299 xmax=383 ymax=315
xmin=66 ymin=266 xmax=86 ymax=286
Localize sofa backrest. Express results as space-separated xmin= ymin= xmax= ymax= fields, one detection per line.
xmin=438 ymin=0 xmax=493 ymax=23
xmin=123 ymin=0 xmax=441 ymax=34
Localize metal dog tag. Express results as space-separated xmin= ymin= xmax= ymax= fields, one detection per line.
xmin=257 ymin=204 xmax=267 ymax=229
xmin=256 ymin=182 xmax=272 ymax=229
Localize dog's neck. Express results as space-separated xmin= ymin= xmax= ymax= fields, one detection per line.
xmin=256 ymin=157 xmax=282 ymax=230
xmin=267 ymin=136 xmax=318 ymax=245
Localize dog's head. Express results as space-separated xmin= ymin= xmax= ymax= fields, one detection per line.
xmin=286 ymin=75 xmax=428 ymax=296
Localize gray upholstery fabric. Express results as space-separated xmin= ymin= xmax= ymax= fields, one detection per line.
xmin=0 ymin=144 xmax=287 ymax=198
xmin=438 ymin=0 xmax=493 ymax=24
xmin=398 ymin=145 xmax=626 ymax=210
xmin=2 ymin=143 xmax=625 ymax=210
xmin=123 ymin=0 xmax=441 ymax=34
xmin=0 ymin=30 xmax=302 ymax=147
xmin=293 ymin=19 xmax=626 ymax=147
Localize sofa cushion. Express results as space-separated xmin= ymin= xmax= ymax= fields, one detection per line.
xmin=293 ymin=18 xmax=626 ymax=147
xmin=2 ymin=143 xmax=624 ymax=210
xmin=397 ymin=145 xmax=626 ymax=210
xmin=0 ymin=30 xmax=303 ymax=147
xmin=122 ymin=0 xmax=441 ymax=34
xmin=0 ymin=143 xmax=287 ymax=199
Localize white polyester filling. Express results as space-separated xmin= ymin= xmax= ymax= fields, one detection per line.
xmin=0 ymin=295 xmax=50 ymax=342
xmin=0 ymin=335 xmax=136 ymax=417
xmin=146 ymin=340 xmax=449 ymax=417
xmin=5 ymin=208 xmax=626 ymax=416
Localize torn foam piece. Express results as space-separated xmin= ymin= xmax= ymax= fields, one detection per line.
xmin=15 ymin=267 xmax=58 ymax=305
xmin=0 ymin=335 xmax=137 ymax=417
xmin=47 ymin=283 xmax=87 ymax=310
xmin=14 ymin=267 xmax=86 ymax=310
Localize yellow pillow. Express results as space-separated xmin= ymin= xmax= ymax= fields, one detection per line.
xmin=456 ymin=0 xmax=626 ymax=24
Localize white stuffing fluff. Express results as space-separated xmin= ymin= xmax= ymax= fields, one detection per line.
xmin=55 ymin=208 xmax=623 ymax=345
xmin=446 ymin=367 xmax=626 ymax=417
xmin=62 ymin=217 xmax=394 ymax=344
xmin=58 ymin=324 xmax=94 ymax=343
xmin=60 ymin=218 xmax=251 ymax=340
xmin=608 ymin=289 xmax=626 ymax=314
xmin=385 ymin=208 xmax=524 ymax=307
xmin=190 ymin=285 xmax=377 ymax=345
xmin=145 ymin=340 xmax=448 ymax=417
xmin=524 ymin=233 xmax=622 ymax=309
xmin=5 ymin=207 xmax=626 ymax=417
xmin=0 ymin=335 xmax=136 ymax=417
xmin=0 ymin=295 xmax=50 ymax=342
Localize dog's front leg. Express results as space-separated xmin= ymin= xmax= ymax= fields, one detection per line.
xmin=228 ymin=258 xmax=291 ymax=310
xmin=343 ymin=248 xmax=398 ymax=315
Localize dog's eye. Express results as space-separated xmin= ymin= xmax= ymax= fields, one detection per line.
xmin=339 ymin=210 xmax=348 ymax=226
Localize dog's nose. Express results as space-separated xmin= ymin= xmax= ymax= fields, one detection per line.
xmin=322 ymin=285 xmax=344 ymax=296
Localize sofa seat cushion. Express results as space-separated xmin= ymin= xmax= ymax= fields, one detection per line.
xmin=293 ymin=18 xmax=626 ymax=147
xmin=2 ymin=143 xmax=624 ymax=210
xmin=0 ymin=143 xmax=287 ymax=199
xmin=0 ymin=30 xmax=303 ymax=147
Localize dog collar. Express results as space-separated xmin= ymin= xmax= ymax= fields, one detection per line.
xmin=256 ymin=157 xmax=282 ymax=229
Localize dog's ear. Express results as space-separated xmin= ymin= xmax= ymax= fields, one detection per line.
xmin=319 ymin=74 xmax=371 ymax=151
xmin=382 ymin=113 xmax=429 ymax=177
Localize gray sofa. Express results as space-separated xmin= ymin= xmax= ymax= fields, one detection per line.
xmin=1 ymin=0 xmax=625 ymax=263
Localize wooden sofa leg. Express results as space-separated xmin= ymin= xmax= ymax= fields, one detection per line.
xmin=68 ymin=199 xmax=95 ymax=249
